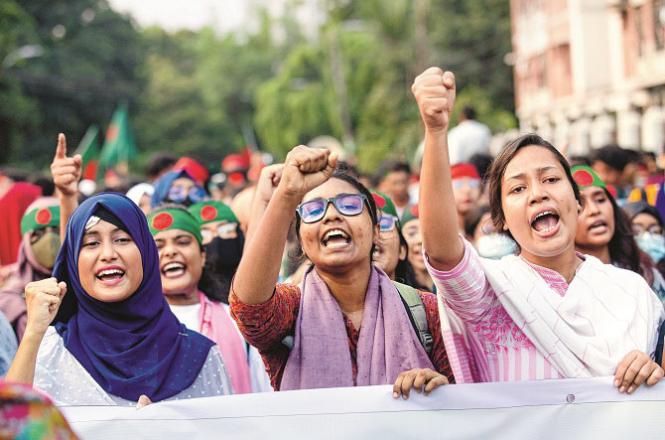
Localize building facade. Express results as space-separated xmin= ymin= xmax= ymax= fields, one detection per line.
xmin=511 ymin=0 xmax=665 ymax=156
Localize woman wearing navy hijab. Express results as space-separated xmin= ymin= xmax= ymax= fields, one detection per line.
xmin=6 ymin=193 xmax=232 ymax=405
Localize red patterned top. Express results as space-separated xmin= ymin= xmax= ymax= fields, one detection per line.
xmin=230 ymin=284 xmax=453 ymax=390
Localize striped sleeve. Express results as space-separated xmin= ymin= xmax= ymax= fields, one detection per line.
xmin=424 ymin=237 xmax=494 ymax=323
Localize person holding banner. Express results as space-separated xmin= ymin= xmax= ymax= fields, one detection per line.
xmin=231 ymin=148 xmax=453 ymax=397
xmin=413 ymin=67 xmax=664 ymax=393
xmin=5 ymin=191 xmax=232 ymax=405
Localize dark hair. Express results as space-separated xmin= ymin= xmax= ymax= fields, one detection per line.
xmin=294 ymin=169 xmax=378 ymax=259
xmin=597 ymin=188 xmax=656 ymax=285
xmin=463 ymin=205 xmax=491 ymax=238
xmin=487 ymin=133 xmax=580 ymax=235
xmin=392 ymin=226 xmax=419 ymax=287
xmin=461 ymin=105 xmax=476 ymax=120
xmin=469 ymin=153 xmax=493 ymax=183
xmin=373 ymin=160 xmax=411 ymax=187
xmin=30 ymin=174 xmax=55 ymax=196
xmin=145 ymin=153 xmax=177 ymax=180
xmin=590 ymin=145 xmax=630 ymax=172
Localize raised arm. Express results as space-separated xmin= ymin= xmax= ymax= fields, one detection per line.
xmin=245 ymin=164 xmax=284 ymax=246
xmin=233 ymin=146 xmax=337 ymax=305
xmin=5 ymin=278 xmax=66 ymax=384
xmin=50 ymin=133 xmax=81 ymax=240
xmin=412 ymin=68 xmax=464 ymax=270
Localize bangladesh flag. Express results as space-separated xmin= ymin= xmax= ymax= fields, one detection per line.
xmin=75 ymin=125 xmax=100 ymax=180
xmin=99 ymin=103 xmax=138 ymax=172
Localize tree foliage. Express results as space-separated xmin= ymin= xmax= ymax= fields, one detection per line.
xmin=0 ymin=0 xmax=515 ymax=173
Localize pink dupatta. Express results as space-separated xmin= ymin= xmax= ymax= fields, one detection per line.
xmin=198 ymin=292 xmax=252 ymax=393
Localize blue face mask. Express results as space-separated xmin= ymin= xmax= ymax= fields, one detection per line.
xmin=476 ymin=233 xmax=518 ymax=259
xmin=635 ymin=232 xmax=665 ymax=263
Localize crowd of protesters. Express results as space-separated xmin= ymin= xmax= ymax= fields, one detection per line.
xmin=0 ymin=67 xmax=665 ymax=436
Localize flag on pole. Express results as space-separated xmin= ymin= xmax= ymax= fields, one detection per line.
xmin=75 ymin=125 xmax=100 ymax=181
xmin=99 ymin=103 xmax=137 ymax=173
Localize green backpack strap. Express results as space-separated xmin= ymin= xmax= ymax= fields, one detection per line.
xmin=393 ymin=281 xmax=433 ymax=355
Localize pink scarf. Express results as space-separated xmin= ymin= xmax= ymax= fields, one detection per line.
xmin=198 ymin=292 xmax=252 ymax=393
xmin=280 ymin=267 xmax=434 ymax=390
xmin=0 ymin=197 xmax=58 ymax=339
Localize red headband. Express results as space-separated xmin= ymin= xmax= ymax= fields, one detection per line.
xmin=451 ymin=163 xmax=480 ymax=180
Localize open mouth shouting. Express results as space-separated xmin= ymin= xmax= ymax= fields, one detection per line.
xmin=321 ymin=228 xmax=351 ymax=250
xmin=587 ymin=219 xmax=609 ymax=235
xmin=95 ymin=265 xmax=126 ymax=287
xmin=530 ymin=209 xmax=561 ymax=238
xmin=161 ymin=261 xmax=187 ymax=279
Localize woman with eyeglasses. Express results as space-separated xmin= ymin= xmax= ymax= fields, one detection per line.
xmin=415 ymin=67 xmax=663 ymax=392
xmin=151 ymin=169 xmax=208 ymax=208
xmin=370 ymin=190 xmax=418 ymax=287
xmin=572 ymin=165 xmax=665 ymax=302
xmin=231 ymin=146 xmax=453 ymax=397
xmin=148 ymin=205 xmax=270 ymax=393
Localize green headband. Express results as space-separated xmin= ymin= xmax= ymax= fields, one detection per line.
xmin=21 ymin=206 xmax=60 ymax=235
xmin=188 ymin=201 xmax=238 ymax=225
xmin=148 ymin=208 xmax=203 ymax=245
xmin=370 ymin=190 xmax=399 ymax=219
xmin=571 ymin=165 xmax=606 ymax=189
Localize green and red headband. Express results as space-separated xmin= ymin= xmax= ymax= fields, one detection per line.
xmin=21 ymin=206 xmax=60 ymax=235
xmin=571 ymin=165 xmax=606 ymax=189
xmin=188 ymin=201 xmax=238 ymax=225
xmin=370 ymin=190 xmax=399 ymax=219
xmin=148 ymin=208 xmax=203 ymax=245
xmin=400 ymin=204 xmax=419 ymax=225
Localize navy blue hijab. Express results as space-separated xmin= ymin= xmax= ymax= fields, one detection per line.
xmin=53 ymin=193 xmax=214 ymax=402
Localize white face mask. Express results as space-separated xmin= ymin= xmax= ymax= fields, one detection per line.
xmin=635 ymin=232 xmax=665 ymax=263
xmin=476 ymin=233 xmax=519 ymax=259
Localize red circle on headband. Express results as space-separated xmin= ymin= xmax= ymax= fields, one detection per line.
xmin=201 ymin=205 xmax=218 ymax=221
xmin=36 ymin=208 xmax=52 ymax=225
xmin=573 ymin=169 xmax=593 ymax=187
xmin=152 ymin=212 xmax=174 ymax=230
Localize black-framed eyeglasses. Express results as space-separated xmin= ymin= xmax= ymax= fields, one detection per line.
xmin=296 ymin=193 xmax=369 ymax=224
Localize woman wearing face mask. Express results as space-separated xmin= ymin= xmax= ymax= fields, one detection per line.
xmin=370 ymin=190 xmax=418 ymax=287
xmin=624 ymin=201 xmax=665 ymax=277
xmin=151 ymin=169 xmax=208 ymax=208
xmin=0 ymin=198 xmax=61 ymax=340
xmin=573 ymin=165 xmax=665 ymax=302
xmin=6 ymin=193 xmax=231 ymax=405
xmin=463 ymin=205 xmax=518 ymax=259
xmin=401 ymin=205 xmax=435 ymax=291
xmin=414 ymin=67 xmax=664 ymax=392
xmin=188 ymin=201 xmax=244 ymax=304
xmin=232 ymin=146 xmax=453 ymax=398
xmin=149 ymin=205 xmax=270 ymax=393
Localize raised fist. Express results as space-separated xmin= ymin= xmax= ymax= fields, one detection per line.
xmin=24 ymin=277 xmax=67 ymax=337
xmin=411 ymin=67 xmax=456 ymax=133
xmin=50 ymin=133 xmax=82 ymax=198
xmin=279 ymin=146 xmax=338 ymax=199
xmin=255 ymin=164 xmax=285 ymax=205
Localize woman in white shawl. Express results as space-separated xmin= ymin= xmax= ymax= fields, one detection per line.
xmin=408 ymin=67 xmax=664 ymax=395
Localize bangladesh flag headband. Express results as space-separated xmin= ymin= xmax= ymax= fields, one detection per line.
xmin=148 ymin=208 xmax=203 ymax=245
xmin=21 ymin=206 xmax=60 ymax=235
xmin=370 ymin=190 xmax=399 ymax=219
xmin=571 ymin=165 xmax=606 ymax=189
xmin=401 ymin=204 xmax=419 ymax=225
xmin=188 ymin=201 xmax=238 ymax=225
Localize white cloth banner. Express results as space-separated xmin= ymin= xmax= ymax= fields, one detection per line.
xmin=61 ymin=377 xmax=665 ymax=440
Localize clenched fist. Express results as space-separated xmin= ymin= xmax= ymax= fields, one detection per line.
xmin=24 ymin=277 xmax=67 ymax=337
xmin=411 ymin=67 xmax=456 ymax=133
xmin=50 ymin=133 xmax=82 ymax=198
xmin=279 ymin=146 xmax=338 ymax=199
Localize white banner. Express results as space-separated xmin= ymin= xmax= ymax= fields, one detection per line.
xmin=61 ymin=377 xmax=665 ymax=440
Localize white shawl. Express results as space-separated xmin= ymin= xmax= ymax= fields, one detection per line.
xmin=480 ymin=253 xmax=665 ymax=377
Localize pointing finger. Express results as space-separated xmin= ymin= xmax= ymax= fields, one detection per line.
xmin=55 ymin=133 xmax=67 ymax=160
